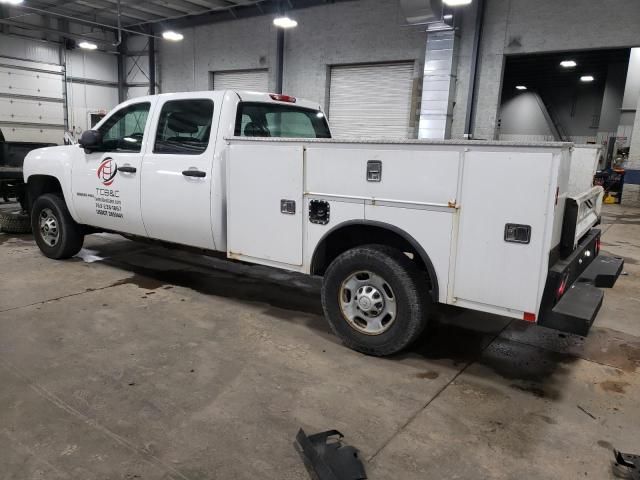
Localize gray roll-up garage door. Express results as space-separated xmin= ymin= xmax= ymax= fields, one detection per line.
xmin=212 ymin=69 xmax=269 ymax=92
xmin=328 ymin=62 xmax=414 ymax=138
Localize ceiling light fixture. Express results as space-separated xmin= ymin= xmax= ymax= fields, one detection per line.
xmin=78 ymin=41 xmax=98 ymax=50
xmin=443 ymin=0 xmax=472 ymax=6
xmin=273 ymin=16 xmax=298 ymax=28
xmin=443 ymin=14 xmax=454 ymax=20
xmin=0 ymin=0 xmax=24 ymax=5
xmin=560 ymin=60 xmax=577 ymax=68
xmin=162 ymin=31 xmax=184 ymax=41
xmin=516 ymin=85 xmax=527 ymax=90
xmin=580 ymin=75 xmax=595 ymax=82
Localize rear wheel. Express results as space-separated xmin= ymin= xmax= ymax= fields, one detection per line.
xmin=31 ymin=193 xmax=84 ymax=259
xmin=321 ymin=244 xmax=431 ymax=356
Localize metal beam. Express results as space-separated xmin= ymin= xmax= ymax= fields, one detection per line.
xmin=148 ymin=34 xmax=155 ymax=95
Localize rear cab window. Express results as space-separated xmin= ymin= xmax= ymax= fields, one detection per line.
xmin=235 ymin=102 xmax=331 ymax=139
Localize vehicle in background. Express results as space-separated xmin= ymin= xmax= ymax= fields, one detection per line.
xmin=0 ymin=128 xmax=56 ymax=233
xmin=21 ymin=91 xmax=623 ymax=356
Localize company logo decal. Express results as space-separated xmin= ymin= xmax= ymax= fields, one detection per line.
xmin=97 ymin=158 xmax=118 ymax=186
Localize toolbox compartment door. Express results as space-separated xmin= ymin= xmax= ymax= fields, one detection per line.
xmin=227 ymin=143 xmax=304 ymax=266
xmin=452 ymin=149 xmax=557 ymax=316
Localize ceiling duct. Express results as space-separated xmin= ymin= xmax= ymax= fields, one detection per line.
xmin=399 ymin=0 xmax=443 ymax=25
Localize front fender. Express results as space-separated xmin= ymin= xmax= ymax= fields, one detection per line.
xmin=23 ymin=145 xmax=81 ymax=222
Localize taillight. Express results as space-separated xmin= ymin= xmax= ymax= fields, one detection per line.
xmin=556 ymin=272 xmax=569 ymax=300
xmin=270 ymin=94 xmax=297 ymax=103
xmin=523 ymin=312 xmax=536 ymax=322
xmin=595 ymin=237 xmax=601 ymax=255
xmin=555 ymin=186 xmax=560 ymax=206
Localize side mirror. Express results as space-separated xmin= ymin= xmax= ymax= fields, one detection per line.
xmin=79 ymin=130 xmax=102 ymax=152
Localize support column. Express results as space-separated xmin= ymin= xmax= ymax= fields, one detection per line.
xmin=624 ymin=94 xmax=640 ymax=206
xmin=275 ymin=29 xmax=284 ymax=94
xmin=148 ymin=35 xmax=155 ymax=95
xmin=117 ymin=33 xmax=127 ymax=103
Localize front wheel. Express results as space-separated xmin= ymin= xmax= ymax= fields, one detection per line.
xmin=31 ymin=193 xmax=84 ymax=259
xmin=321 ymin=244 xmax=431 ymax=356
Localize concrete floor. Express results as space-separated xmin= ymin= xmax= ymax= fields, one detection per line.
xmin=0 ymin=203 xmax=638 ymax=480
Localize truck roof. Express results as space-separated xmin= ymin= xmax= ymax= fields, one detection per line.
xmin=115 ymin=90 xmax=323 ymax=112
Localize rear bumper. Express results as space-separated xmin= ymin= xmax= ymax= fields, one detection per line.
xmin=538 ymin=230 xmax=624 ymax=336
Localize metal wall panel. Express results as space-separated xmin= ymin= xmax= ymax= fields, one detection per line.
xmin=328 ymin=62 xmax=414 ymax=138
xmin=0 ymin=35 xmax=60 ymax=65
xmin=212 ymin=69 xmax=269 ymax=92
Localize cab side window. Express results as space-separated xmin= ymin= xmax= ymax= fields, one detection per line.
xmin=98 ymin=102 xmax=150 ymax=152
xmin=154 ymin=99 xmax=214 ymax=155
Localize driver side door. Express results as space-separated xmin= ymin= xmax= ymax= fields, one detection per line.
xmin=71 ymin=101 xmax=154 ymax=236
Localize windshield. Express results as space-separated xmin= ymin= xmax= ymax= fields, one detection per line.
xmin=235 ymin=102 xmax=331 ymax=139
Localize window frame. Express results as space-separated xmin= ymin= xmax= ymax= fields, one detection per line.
xmin=234 ymin=101 xmax=331 ymax=139
xmin=96 ymin=102 xmax=151 ymax=153
xmin=152 ymin=98 xmax=215 ymax=156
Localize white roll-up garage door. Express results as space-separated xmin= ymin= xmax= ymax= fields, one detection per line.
xmin=212 ymin=69 xmax=269 ymax=93
xmin=0 ymin=57 xmax=64 ymax=143
xmin=329 ymin=62 xmax=414 ymax=138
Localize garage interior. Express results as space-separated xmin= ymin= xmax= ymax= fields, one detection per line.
xmin=1 ymin=0 xmax=640 ymax=479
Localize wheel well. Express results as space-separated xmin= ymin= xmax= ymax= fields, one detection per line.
xmin=26 ymin=175 xmax=63 ymax=211
xmin=311 ymin=222 xmax=439 ymax=301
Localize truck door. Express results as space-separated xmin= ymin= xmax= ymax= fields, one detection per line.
xmin=140 ymin=97 xmax=217 ymax=250
xmin=71 ymin=101 xmax=151 ymax=236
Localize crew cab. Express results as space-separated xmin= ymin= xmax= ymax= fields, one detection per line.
xmin=22 ymin=90 xmax=624 ymax=356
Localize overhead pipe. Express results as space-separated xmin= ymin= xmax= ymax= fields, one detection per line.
xmin=113 ymin=0 xmax=122 ymax=47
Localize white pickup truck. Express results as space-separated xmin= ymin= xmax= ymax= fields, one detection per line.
xmin=23 ymin=90 xmax=623 ymax=356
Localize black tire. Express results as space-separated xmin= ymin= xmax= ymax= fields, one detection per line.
xmin=321 ymin=244 xmax=431 ymax=356
xmin=0 ymin=207 xmax=32 ymax=234
xmin=31 ymin=193 xmax=84 ymax=259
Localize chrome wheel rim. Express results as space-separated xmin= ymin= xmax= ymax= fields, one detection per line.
xmin=339 ymin=271 xmax=397 ymax=335
xmin=39 ymin=208 xmax=60 ymax=247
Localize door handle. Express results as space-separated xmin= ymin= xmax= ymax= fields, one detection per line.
xmin=119 ymin=165 xmax=137 ymax=173
xmin=182 ymin=169 xmax=206 ymax=178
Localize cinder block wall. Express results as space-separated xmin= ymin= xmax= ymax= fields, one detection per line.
xmin=158 ymin=0 xmax=427 ymax=136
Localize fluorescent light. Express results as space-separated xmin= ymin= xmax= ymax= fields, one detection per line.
xmin=443 ymin=14 xmax=454 ymax=20
xmin=443 ymin=0 xmax=472 ymax=6
xmin=560 ymin=60 xmax=577 ymax=68
xmin=516 ymin=85 xmax=527 ymax=90
xmin=162 ymin=31 xmax=184 ymax=41
xmin=0 ymin=0 xmax=24 ymax=4
xmin=78 ymin=41 xmax=98 ymax=50
xmin=273 ymin=16 xmax=298 ymax=28
xmin=580 ymin=75 xmax=595 ymax=82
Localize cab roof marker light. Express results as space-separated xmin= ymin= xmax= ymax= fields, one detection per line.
xmin=270 ymin=94 xmax=296 ymax=103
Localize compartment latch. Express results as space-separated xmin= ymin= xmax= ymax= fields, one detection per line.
xmin=366 ymin=160 xmax=382 ymax=182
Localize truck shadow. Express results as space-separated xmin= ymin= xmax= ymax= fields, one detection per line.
xmin=73 ymin=236 xmax=593 ymax=398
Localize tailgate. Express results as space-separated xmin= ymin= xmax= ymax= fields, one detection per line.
xmin=560 ymin=186 xmax=604 ymax=256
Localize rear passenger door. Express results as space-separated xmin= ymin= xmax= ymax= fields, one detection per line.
xmin=140 ymin=97 xmax=217 ymax=250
